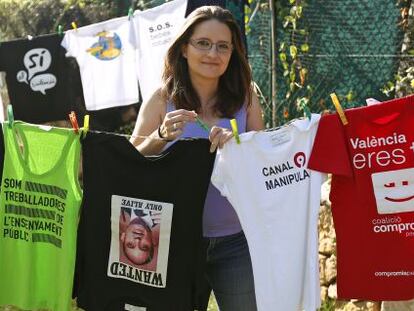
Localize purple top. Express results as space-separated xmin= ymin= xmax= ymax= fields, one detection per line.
xmin=166 ymin=102 xmax=247 ymax=237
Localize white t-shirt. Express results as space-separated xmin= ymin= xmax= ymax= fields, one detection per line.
xmin=211 ymin=114 xmax=323 ymax=311
xmin=61 ymin=16 xmax=139 ymax=111
xmin=131 ymin=0 xmax=187 ymax=103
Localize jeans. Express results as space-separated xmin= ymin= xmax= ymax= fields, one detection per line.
xmin=205 ymin=231 xmax=257 ymax=311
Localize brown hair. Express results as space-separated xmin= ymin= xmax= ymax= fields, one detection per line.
xmin=162 ymin=6 xmax=252 ymax=118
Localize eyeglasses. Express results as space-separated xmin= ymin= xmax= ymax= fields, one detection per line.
xmin=189 ymin=39 xmax=233 ymax=54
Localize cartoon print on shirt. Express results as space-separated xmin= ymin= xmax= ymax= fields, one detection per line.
xmin=86 ymin=31 xmax=122 ymax=60
xmin=371 ymin=168 xmax=414 ymax=214
xmin=16 ymin=48 xmax=57 ymax=95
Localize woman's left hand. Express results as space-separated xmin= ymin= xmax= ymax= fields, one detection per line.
xmin=209 ymin=126 xmax=234 ymax=153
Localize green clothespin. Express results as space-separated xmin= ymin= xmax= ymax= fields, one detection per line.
xmin=128 ymin=7 xmax=134 ymax=20
xmin=297 ymin=98 xmax=312 ymax=120
xmin=57 ymin=25 xmax=63 ymax=36
xmin=304 ymin=105 xmax=311 ymax=120
xmin=230 ymin=119 xmax=241 ymax=144
xmin=195 ymin=116 xmax=210 ymax=132
xmin=7 ymin=105 xmax=14 ymax=128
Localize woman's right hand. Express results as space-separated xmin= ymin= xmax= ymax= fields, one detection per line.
xmin=158 ymin=109 xmax=197 ymax=141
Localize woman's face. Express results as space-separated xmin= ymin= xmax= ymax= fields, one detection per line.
xmin=182 ymin=19 xmax=233 ymax=81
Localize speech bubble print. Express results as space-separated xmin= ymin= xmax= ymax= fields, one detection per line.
xmin=23 ymin=48 xmax=52 ymax=80
xmin=16 ymin=70 xmax=28 ymax=84
xmin=371 ymin=168 xmax=414 ymax=214
xmin=30 ymin=73 xmax=57 ymax=95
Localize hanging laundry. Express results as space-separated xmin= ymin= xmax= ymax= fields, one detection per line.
xmin=75 ymin=133 xmax=215 ymax=311
xmin=62 ymin=16 xmax=139 ymax=111
xmin=0 ymin=124 xmax=3 ymax=182
xmin=0 ymin=122 xmax=82 ymax=311
xmin=131 ymin=0 xmax=187 ymax=103
xmin=308 ymin=94 xmax=414 ymax=300
xmin=211 ymin=114 xmax=323 ymax=311
xmin=0 ymin=34 xmax=78 ymax=123
xmin=0 ymin=77 xmax=4 ymax=122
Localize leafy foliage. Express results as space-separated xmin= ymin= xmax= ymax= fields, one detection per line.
xmin=277 ymin=0 xmax=314 ymax=121
xmin=0 ymin=0 xmax=139 ymax=41
xmin=381 ymin=0 xmax=414 ymax=98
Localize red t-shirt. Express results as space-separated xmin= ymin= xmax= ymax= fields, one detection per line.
xmin=309 ymin=95 xmax=414 ymax=300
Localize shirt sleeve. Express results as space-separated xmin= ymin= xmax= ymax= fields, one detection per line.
xmin=129 ymin=13 xmax=140 ymax=50
xmin=61 ymin=31 xmax=79 ymax=58
xmin=308 ymin=113 xmax=353 ymax=177
xmin=210 ymin=147 xmax=231 ymax=199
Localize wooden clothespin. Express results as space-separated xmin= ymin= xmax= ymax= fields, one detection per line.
xmin=81 ymin=115 xmax=90 ymax=138
xmin=7 ymin=105 xmax=14 ymax=128
xmin=71 ymin=22 xmax=78 ymax=31
xmin=330 ymin=93 xmax=348 ymax=125
xmin=230 ymin=119 xmax=241 ymax=144
xmin=69 ymin=111 xmax=80 ymax=134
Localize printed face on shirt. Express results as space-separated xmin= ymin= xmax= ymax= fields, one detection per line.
xmin=371 ymin=168 xmax=414 ymax=214
xmin=120 ymin=217 xmax=154 ymax=265
xmin=181 ymin=19 xmax=233 ymax=80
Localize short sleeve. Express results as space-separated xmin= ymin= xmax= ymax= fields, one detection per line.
xmin=61 ymin=31 xmax=79 ymax=58
xmin=129 ymin=13 xmax=140 ymax=50
xmin=211 ymin=147 xmax=231 ymax=199
xmin=308 ymin=113 xmax=353 ymax=177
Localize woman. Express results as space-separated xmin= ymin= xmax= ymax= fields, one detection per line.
xmin=130 ymin=5 xmax=264 ymax=310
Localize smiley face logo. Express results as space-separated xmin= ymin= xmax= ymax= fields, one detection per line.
xmin=383 ymin=180 xmax=414 ymax=202
xmin=371 ymin=168 xmax=414 ymax=214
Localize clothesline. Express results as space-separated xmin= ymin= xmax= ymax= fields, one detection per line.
xmin=4 ymin=112 xmax=314 ymax=142
xmin=2 ymin=119 xmax=211 ymax=142
xmin=87 ymin=129 xmax=171 ymax=141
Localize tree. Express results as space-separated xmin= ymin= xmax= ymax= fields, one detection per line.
xmin=0 ymin=0 xmax=133 ymax=41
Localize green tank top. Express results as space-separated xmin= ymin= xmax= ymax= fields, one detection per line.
xmin=0 ymin=121 xmax=82 ymax=311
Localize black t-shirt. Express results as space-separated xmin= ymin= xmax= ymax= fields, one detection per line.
xmin=76 ymin=133 xmax=215 ymax=311
xmin=0 ymin=34 xmax=79 ymax=123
